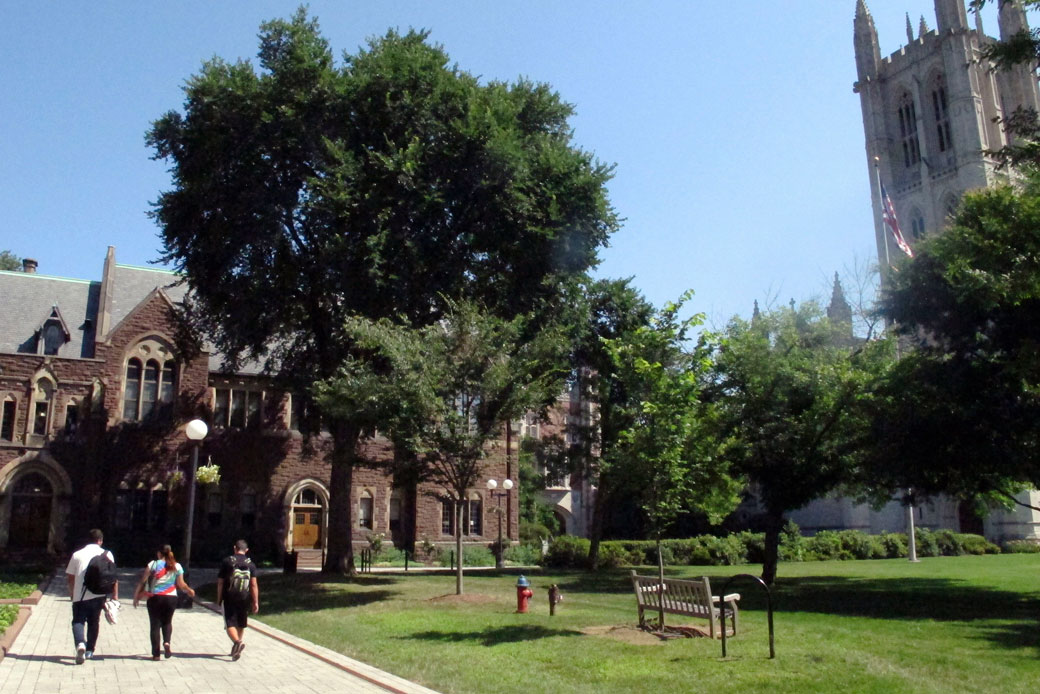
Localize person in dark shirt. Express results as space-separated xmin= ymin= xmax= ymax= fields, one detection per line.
xmin=216 ymin=539 xmax=259 ymax=661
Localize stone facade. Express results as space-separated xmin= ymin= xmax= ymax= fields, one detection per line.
xmin=802 ymin=0 xmax=1040 ymax=541
xmin=0 ymin=249 xmax=520 ymax=563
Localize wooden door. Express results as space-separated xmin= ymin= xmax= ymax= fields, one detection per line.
xmin=292 ymin=509 xmax=322 ymax=549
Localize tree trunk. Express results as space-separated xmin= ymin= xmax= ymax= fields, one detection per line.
xmin=656 ymin=538 xmax=666 ymax=630
xmin=323 ymin=421 xmax=360 ymax=575
xmin=455 ymin=501 xmax=464 ymax=595
xmin=760 ymin=511 xmax=784 ymax=586
xmin=586 ymin=479 xmax=608 ymax=568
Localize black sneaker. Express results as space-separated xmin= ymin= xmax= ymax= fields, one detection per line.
xmin=164 ymin=642 xmax=171 ymax=659
xmin=231 ymin=641 xmax=245 ymax=661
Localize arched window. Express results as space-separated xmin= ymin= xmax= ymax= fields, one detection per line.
xmin=898 ymin=92 xmax=920 ymax=167
xmin=467 ymin=493 xmax=483 ymax=536
xmin=1 ymin=396 xmax=16 ymax=441
xmin=123 ymin=345 xmax=178 ymax=422
xmin=909 ymin=209 xmax=926 ymax=240
xmin=358 ymin=490 xmax=374 ymax=529
xmin=33 ymin=379 xmax=54 ymax=436
xmin=931 ymin=75 xmax=953 ymax=153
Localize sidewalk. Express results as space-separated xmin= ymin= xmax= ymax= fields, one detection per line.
xmin=0 ymin=569 xmax=441 ymax=694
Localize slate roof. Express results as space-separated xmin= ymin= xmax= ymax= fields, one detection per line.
xmin=0 ymin=270 xmax=100 ymax=358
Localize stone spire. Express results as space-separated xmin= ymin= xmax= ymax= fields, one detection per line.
xmin=827 ymin=273 xmax=853 ymax=328
xmin=919 ymin=15 xmax=930 ymax=39
xmin=854 ymin=0 xmax=881 ymax=82
xmin=906 ymin=13 xmax=915 ymax=43
xmin=998 ymin=0 xmax=1029 ymax=41
xmin=934 ymin=0 xmax=968 ymax=34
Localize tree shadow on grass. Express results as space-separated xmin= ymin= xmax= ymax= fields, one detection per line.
xmin=251 ymin=573 xmax=401 ymax=615
xmin=402 ymin=624 xmax=583 ymax=647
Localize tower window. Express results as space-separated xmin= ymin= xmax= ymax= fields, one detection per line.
xmin=932 ymin=77 xmax=952 ymax=153
xmin=898 ymin=93 xmax=920 ymax=167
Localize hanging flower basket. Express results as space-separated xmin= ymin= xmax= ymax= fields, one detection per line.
xmin=195 ymin=463 xmax=222 ymax=486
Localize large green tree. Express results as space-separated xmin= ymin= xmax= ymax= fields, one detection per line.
xmin=315 ymin=301 xmax=568 ymax=593
xmin=706 ymin=303 xmax=892 ymax=585
xmin=875 ymin=181 xmax=1040 ymax=508
xmin=148 ymin=10 xmax=617 ymax=572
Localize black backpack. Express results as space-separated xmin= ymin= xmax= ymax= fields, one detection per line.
xmin=82 ymin=552 xmax=117 ymax=597
xmin=226 ymin=556 xmax=253 ymax=601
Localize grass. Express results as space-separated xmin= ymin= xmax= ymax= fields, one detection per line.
xmin=203 ymin=555 xmax=1040 ymax=694
xmin=0 ymin=570 xmax=43 ymax=638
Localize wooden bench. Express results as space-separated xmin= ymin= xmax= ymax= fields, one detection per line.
xmin=630 ymin=571 xmax=740 ymax=638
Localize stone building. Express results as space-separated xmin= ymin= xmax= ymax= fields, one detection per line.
xmin=789 ymin=0 xmax=1040 ymax=541
xmin=0 ymin=248 xmax=520 ymax=563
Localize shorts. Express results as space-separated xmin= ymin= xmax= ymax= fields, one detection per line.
xmin=222 ymin=598 xmax=249 ymax=630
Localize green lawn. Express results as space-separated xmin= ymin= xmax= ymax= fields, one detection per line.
xmin=223 ymin=555 xmax=1040 ymax=694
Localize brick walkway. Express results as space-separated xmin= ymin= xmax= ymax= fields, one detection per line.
xmin=0 ymin=570 xmax=440 ymax=694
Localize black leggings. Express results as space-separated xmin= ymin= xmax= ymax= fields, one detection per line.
xmin=146 ymin=594 xmax=178 ymax=657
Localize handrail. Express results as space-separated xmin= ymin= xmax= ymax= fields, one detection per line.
xmin=719 ymin=574 xmax=774 ymax=659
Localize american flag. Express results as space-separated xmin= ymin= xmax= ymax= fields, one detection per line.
xmin=880 ymin=181 xmax=913 ymax=258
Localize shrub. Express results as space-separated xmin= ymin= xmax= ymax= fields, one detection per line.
xmin=504 ymin=543 xmax=541 ymax=566
xmin=878 ymin=532 xmax=908 ymax=558
xmin=436 ymin=545 xmax=495 ymax=567
xmin=597 ymin=543 xmax=631 ymax=569
xmin=956 ymin=533 xmax=1000 ymax=555
xmin=543 ymin=535 xmax=590 ymax=569
xmin=1002 ymin=539 xmax=1040 ymax=553
xmin=519 ymin=521 xmax=552 ymax=545
xmin=779 ymin=522 xmax=805 ymax=562
xmin=914 ymin=528 xmax=941 ymax=557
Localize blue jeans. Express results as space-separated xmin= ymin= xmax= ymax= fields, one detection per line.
xmin=71 ymin=597 xmax=105 ymax=650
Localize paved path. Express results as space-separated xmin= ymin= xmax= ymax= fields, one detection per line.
xmin=0 ymin=570 xmax=440 ymax=694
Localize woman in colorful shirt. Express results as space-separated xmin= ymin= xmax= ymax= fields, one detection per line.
xmin=132 ymin=544 xmax=195 ymax=660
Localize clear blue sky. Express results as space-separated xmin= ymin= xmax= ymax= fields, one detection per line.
xmin=2 ymin=1 xmax=1030 ymax=327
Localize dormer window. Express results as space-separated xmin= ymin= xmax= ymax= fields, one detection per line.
xmin=35 ymin=306 xmax=71 ymax=356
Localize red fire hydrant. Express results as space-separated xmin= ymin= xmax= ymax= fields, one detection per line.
xmin=516 ymin=575 xmax=533 ymax=613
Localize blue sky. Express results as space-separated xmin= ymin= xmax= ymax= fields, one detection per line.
xmin=2 ymin=1 xmax=1031 ymax=327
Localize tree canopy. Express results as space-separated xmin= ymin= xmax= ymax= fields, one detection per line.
xmin=0 ymin=250 xmax=21 ymax=271
xmin=706 ymin=302 xmax=892 ymax=584
xmin=148 ymin=9 xmax=617 ymax=572
xmin=876 ymin=180 xmax=1040 ymax=506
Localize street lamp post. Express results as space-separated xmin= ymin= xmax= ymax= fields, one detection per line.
xmin=486 ymin=478 xmax=513 ymax=569
xmin=183 ymin=419 xmax=208 ymax=583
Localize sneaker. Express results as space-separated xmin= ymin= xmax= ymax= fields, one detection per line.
xmin=75 ymin=643 xmax=85 ymax=665
xmin=231 ymin=641 xmax=245 ymax=661
xmin=151 ymin=655 xmax=161 ymax=661
xmin=84 ymin=651 xmax=93 ymax=660
xmin=163 ymin=642 xmax=171 ymax=659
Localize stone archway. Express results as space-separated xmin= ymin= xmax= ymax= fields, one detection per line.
xmin=283 ymin=480 xmax=329 ymax=552
xmin=0 ymin=452 xmax=73 ymax=554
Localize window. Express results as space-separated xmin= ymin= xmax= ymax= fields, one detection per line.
xmin=389 ymin=490 xmax=403 ymax=533
xmin=207 ymin=491 xmax=223 ymax=528
xmin=123 ymin=356 xmax=177 ymax=422
xmin=1 ymin=398 xmax=15 ymax=441
xmin=294 ymin=488 xmax=319 ymax=506
xmin=911 ymin=214 xmax=926 ymax=240
xmin=441 ymin=500 xmax=455 ymax=535
xmin=241 ymin=490 xmax=257 ymax=529
xmin=898 ymin=92 xmax=920 ymax=167
xmin=931 ymin=76 xmax=952 ymax=153
xmin=114 ymin=484 xmax=167 ymax=531
xmin=42 ymin=323 xmax=63 ymax=355
xmin=519 ymin=412 xmax=540 ymax=440
xmin=33 ymin=380 xmax=53 ymax=436
xmin=467 ymin=494 xmax=483 ymax=536
xmin=358 ymin=490 xmax=374 ymax=529
xmin=213 ymin=387 xmax=263 ymax=428
xmin=64 ymin=402 xmax=79 ymax=434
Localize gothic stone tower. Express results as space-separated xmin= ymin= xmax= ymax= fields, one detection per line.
xmin=851 ymin=0 xmax=1040 ymax=541
xmin=854 ymin=0 xmax=1040 ymax=264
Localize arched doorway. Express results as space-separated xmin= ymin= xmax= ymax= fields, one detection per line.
xmin=290 ymin=486 xmax=325 ymax=550
xmin=9 ymin=473 xmax=52 ymax=549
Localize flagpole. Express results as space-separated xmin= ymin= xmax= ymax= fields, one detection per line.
xmin=873 ymin=155 xmax=919 ymax=563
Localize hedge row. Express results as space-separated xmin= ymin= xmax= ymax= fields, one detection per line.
xmin=541 ymin=525 xmax=1004 ymax=569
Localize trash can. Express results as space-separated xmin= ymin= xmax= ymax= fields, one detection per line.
xmin=283 ymin=550 xmax=298 ymax=574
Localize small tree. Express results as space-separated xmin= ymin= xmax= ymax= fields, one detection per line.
xmin=317 ymin=301 xmax=567 ymax=594
xmin=0 ymin=250 xmax=21 ymax=271
xmin=706 ymin=302 xmax=891 ymax=585
xmin=604 ymin=295 xmax=739 ymax=626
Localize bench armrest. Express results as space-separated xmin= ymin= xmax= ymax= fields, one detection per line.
xmin=711 ymin=593 xmax=741 ymax=603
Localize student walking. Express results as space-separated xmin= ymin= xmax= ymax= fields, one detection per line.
xmin=133 ymin=544 xmax=195 ymax=660
xmin=217 ymin=539 xmax=259 ymax=661
xmin=65 ymin=529 xmax=118 ymax=664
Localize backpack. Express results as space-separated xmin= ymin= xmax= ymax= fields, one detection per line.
xmin=226 ymin=556 xmax=253 ymax=601
xmin=82 ymin=552 xmax=117 ymax=597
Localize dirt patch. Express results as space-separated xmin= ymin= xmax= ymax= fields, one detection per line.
xmin=581 ymin=625 xmax=667 ymax=645
xmin=428 ymin=593 xmax=499 ymax=605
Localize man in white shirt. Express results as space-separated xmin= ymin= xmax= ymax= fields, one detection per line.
xmin=65 ymin=528 xmax=117 ymax=664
